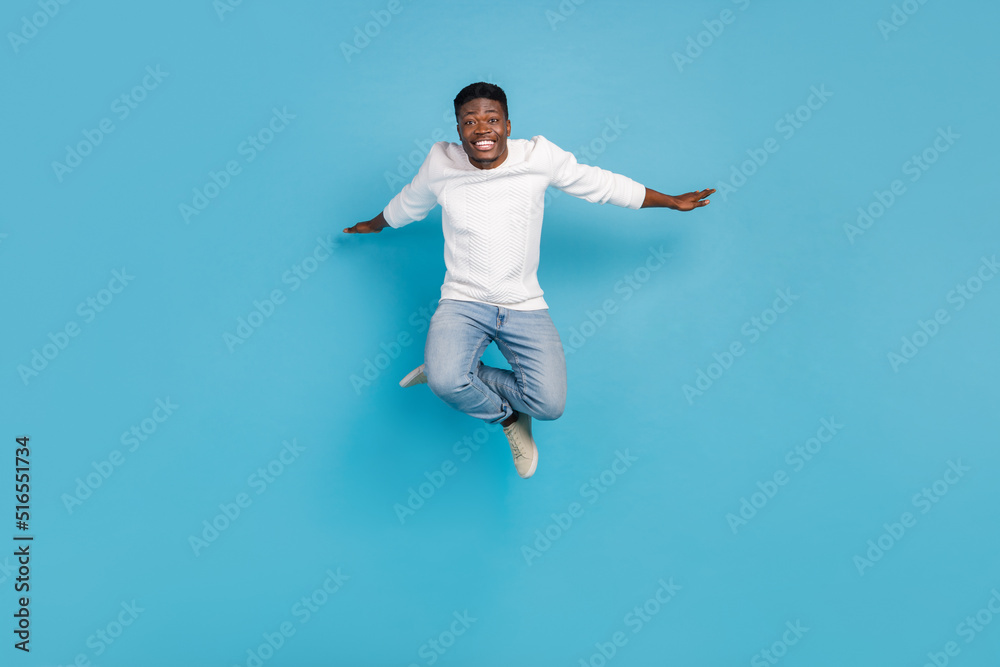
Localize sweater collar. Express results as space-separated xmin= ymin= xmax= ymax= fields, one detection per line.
xmin=444 ymin=139 xmax=525 ymax=176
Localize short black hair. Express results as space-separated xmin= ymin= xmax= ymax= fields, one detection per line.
xmin=454 ymin=82 xmax=508 ymax=121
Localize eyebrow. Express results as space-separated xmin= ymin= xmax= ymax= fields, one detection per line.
xmin=463 ymin=109 xmax=501 ymax=116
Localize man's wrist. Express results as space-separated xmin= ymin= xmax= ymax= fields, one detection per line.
xmin=641 ymin=188 xmax=677 ymax=209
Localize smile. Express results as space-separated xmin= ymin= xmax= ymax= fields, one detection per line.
xmin=472 ymin=139 xmax=496 ymax=151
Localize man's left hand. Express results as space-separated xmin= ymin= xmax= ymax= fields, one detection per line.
xmin=671 ymin=189 xmax=714 ymax=211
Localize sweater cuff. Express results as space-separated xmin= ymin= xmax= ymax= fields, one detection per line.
xmin=625 ymin=179 xmax=646 ymax=209
xmin=382 ymin=204 xmax=404 ymax=229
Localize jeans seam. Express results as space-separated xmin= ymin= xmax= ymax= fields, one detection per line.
xmin=467 ymin=334 xmax=504 ymax=414
xmin=496 ymin=338 xmax=527 ymax=393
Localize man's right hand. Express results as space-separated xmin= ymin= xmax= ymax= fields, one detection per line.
xmin=343 ymin=212 xmax=388 ymax=234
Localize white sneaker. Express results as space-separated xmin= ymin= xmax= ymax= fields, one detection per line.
xmin=503 ymin=413 xmax=538 ymax=479
xmin=399 ymin=363 xmax=427 ymax=388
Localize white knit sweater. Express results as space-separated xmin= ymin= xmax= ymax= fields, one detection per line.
xmin=382 ymin=135 xmax=646 ymax=310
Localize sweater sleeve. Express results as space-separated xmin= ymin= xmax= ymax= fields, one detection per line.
xmin=541 ymin=135 xmax=646 ymax=210
xmin=382 ymin=143 xmax=442 ymax=228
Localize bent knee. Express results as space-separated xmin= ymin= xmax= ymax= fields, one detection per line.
xmin=426 ymin=365 xmax=470 ymax=399
xmin=530 ymin=395 xmax=565 ymax=421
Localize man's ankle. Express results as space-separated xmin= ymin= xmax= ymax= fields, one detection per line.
xmin=502 ymin=412 xmax=519 ymax=428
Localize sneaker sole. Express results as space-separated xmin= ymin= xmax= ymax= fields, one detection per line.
xmin=521 ymin=448 xmax=539 ymax=478
xmin=399 ymin=365 xmax=427 ymax=388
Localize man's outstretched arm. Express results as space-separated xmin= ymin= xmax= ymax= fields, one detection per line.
xmin=343 ymin=211 xmax=389 ymax=234
xmin=641 ymin=187 xmax=715 ymax=211
xmin=345 ymin=142 xmax=441 ymax=234
xmin=543 ymin=136 xmax=713 ymax=212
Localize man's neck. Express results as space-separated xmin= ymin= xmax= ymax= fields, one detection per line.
xmin=468 ymin=143 xmax=509 ymax=170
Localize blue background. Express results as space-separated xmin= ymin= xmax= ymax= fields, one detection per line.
xmin=3 ymin=0 xmax=999 ymax=665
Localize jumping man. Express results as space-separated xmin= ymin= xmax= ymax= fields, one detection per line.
xmin=344 ymin=82 xmax=713 ymax=479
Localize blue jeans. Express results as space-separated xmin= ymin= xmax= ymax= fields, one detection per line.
xmin=424 ymin=299 xmax=567 ymax=425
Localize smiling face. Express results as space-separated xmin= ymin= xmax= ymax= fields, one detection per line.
xmin=457 ymin=97 xmax=511 ymax=170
